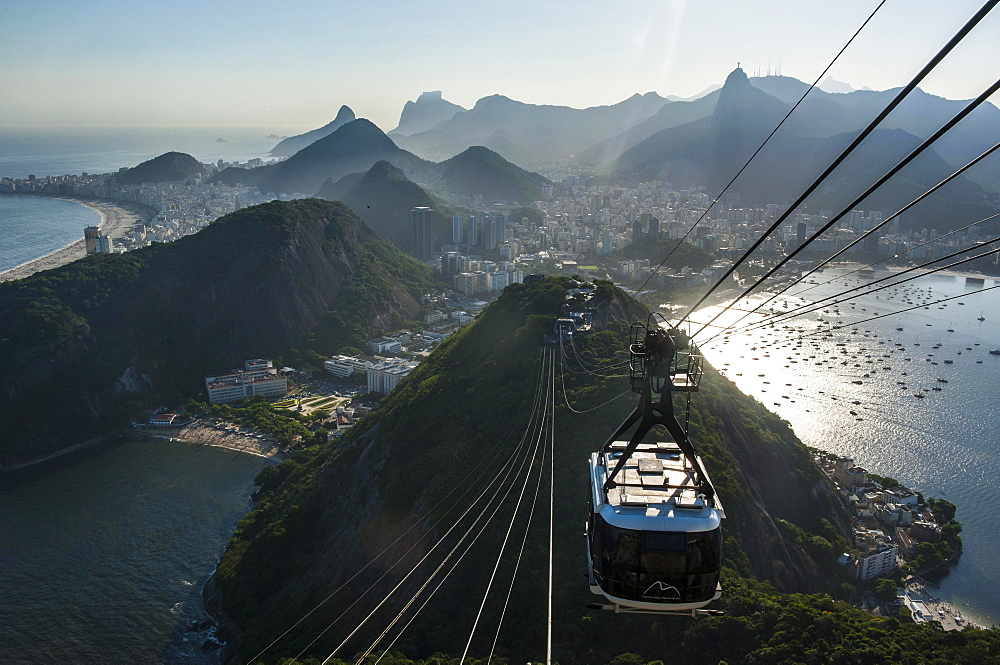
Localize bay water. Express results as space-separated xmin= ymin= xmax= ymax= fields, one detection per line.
xmin=694 ymin=266 xmax=1000 ymax=627
xmin=0 ymin=438 xmax=269 ymax=665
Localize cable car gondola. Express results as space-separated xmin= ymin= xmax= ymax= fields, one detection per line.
xmin=586 ymin=320 xmax=724 ymax=616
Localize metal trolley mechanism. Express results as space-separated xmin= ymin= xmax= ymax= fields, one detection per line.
xmin=586 ymin=314 xmax=725 ymax=617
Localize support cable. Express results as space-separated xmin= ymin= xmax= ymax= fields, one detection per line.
xmin=698 ymin=132 xmax=1000 ymax=339
xmin=623 ymin=0 xmax=888 ymax=309
xmin=678 ymin=0 xmax=998 ymax=329
xmin=721 ymin=240 xmax=1000 ymax=336
xmin=796 ymin=283 xmax=1000 ymax=339
xmin=458 ymin=351 xmax=553 ymax=664
xmin=248 ymin=353 xmax=547 ymax=665
xmin=487 ymin=404 xmax=549 ymax=660
xmin=370 ymin=409 xmax=551 ymax=665
xmin=309 ymin=354 xmax=548 ymax=664
xmin=359 ymin=374 xmax=549 ymax=665
xmin=783 ymin=211 xmax=1000 ymax=301
xmin=559 ymin=338 xmax=632 ymax=413
xmin=546 ymin=348 xmax=556 ymax=665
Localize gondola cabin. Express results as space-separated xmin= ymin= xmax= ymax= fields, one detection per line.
xmin=587 ymin=440 xmax=724 ymax=613
xmin=543 ymin=317 xmax=578 ymax=346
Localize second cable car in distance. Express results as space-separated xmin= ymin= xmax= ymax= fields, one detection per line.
xmin=586 ymin=318 xmax=724 ymax=616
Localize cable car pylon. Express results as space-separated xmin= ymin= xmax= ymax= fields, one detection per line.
xmin=587 ymin=317 xmax=725 ymax=616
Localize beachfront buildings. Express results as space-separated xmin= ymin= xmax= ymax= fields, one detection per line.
xmin=854 ymin=544 xmax=899 ymax=581
xmin=205 ymin=359 xmax=288 ymax=404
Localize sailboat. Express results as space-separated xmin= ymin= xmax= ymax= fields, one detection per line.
xmin=977 ymin=311 xmax=986 ymax=322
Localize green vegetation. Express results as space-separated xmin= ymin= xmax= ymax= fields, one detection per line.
xmin=900 ymin=498 xmax=963 ymax=576
xmin=874 ymin=578 xmax=898 ymax=603
xmin=506 ymin=205 xmax=545 ymax=227
xmin=317 ymin=160 xmax=457 ymax=256
xmin=0 ymin=199 xmax=436 ymax=465
xmin=609 ymin=237 xmax=714 ymax=273
xmin=258 ymin=574 xmax=1000 ymax=665
xmin=205 ymin=278 xmax=1000 ymax=665
xmin=188 ymin=396 xmax=313 ymax=445
xmin=118 ymin=151 xmax=206 ymax=184
xmin=437 ymin=146 xmax=550 ymax=203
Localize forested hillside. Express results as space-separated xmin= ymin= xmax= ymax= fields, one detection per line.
xmin=0 ymin=200 xmax=435 ymax=465
xmin=205 ymin=278 xmax=1000 ymax=665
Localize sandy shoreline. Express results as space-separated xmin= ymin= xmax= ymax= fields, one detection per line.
xmin=0 ymin=195 xmax=153 ymax=283
xmin=168 ymin=421 xmax=285 ymax=459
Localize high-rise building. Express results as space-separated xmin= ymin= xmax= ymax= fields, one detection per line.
xmin=452 ymin=214 xmax=465 ymax=244
xmin=495 ymin=213 xmax=507 ymax=244
xmin=466 ymin=215 xmax=478 ymax=247
xmin=796 ymin=222 xmax=807 ymax=249
xmin=411 ymin=207 xmax=434 ymax=261
xmin=648 ymin=216 xmax=660 ymax=238
xmin=441 ymin=251 xmax=462 ymax=277
xmin=481 ymin=213 xmax=496 ymax=250
xmin=632 ymin=220 xmax=643 ymax=247
xmin=84 ymin=226 xmax=101 ymax=255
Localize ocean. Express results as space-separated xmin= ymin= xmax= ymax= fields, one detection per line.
xmin=0 ymin=438 xmax=269 ymax=665
xmin=0 ymin=126 xmax=304 ymax=271
xmin=0 ymin=126 xmax=303 ymax=181
xmin=0 ymin=195 xmax=102 ymax=272
xmin=694 ymin=266 xmax=1000 ymax=627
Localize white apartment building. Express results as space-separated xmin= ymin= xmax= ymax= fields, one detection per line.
xmin=205 ymin=359 xmax=287 ymax=404
xmin=855 ymin=545 xmax=898 ymax=581
xmin=324 ymin=355 xmax=373 ymax=378
xmin=367 ymin=359 xmax=418 ymax=394
xmin=369 ymin=338 xmax=403 ymax=354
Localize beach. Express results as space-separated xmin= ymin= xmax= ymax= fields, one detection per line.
xmin=0 ymin=197 xmax=151 ymax=283
xmin=169 ymin=420 xmax=285 ymax=459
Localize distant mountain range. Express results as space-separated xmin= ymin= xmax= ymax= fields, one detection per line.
xmin=609 ymin=68 xmax=996 ymax=226
xmin=269 ymin=105 xmax=356 ymax=158
xmin=257 ymin=119 xmax=433 ymax=195
xmin=140 ymin=70 xmax=997 ymax=232
xmin=390 ymin=91 xmax=465 ymax=137
xmin=380 ymin=76 xmax=997 ymax=195
xmin=118 ymin=151 xmax=205 ymax=184
xmin=211 ymin=118 xmax=549 ymax=213
xmin=393 ymin=92 xmax=669 ymax=165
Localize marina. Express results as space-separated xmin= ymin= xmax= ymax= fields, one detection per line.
xmin=693 ymin=265 xmax=1000 ymax=628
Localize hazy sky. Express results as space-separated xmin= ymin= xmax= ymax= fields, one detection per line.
xmin=3 ymin=0 xmax=998 ymax=132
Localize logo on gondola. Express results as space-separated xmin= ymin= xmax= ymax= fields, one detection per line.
xmin=642 ymin=581 xmax=681 ymax=600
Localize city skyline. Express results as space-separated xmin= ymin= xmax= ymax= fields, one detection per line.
xmin=3 ymin=0 xmax=999 ymax=132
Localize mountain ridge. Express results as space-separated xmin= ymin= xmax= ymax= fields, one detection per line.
xmin=118 ymin=151 xmax=206 ymax=184
xmin=394 ymin=91 xmax=668 ymax=164
xmin=390 ymin=91 xmax=466 ymax=137
xmin=0 ymin=199 xmax=435 ymax=465
xmin=269 ymin=106 xmax=356 ymax=158
xmin=257 ymin=119 xmax=433 ymax=196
